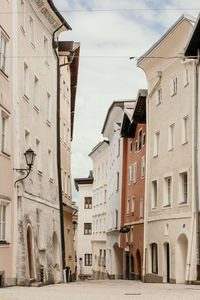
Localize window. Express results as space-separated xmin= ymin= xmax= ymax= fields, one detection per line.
xmin=0 ymin=33 xmax=8 ymax=73
xmin=127 ymin=199 xmax=130 ymax=216
xmin=24 ymin=129 xmax=30 ymax=149
xmin=24 ymin=62 xmax=29 ymax=98
xmin=36 ymin=138 xmax=42 ymax=173
xmin=116 ymin=172 xmax=119 ymax=191
xmin=152 ymin=180 xmax=157 ymax=209
xmin=48 ymin=149 xmax=53 ymax=181
xmin=130 ymin=140 xmax=133 ymax=152
xmin=133 ymin=162 xmax=137 ymax=183
xmin=0 ymin=203 xmax=6 ymax=241
xmin=117 ymin=139 xmax=120 ymax=156
xmin=180 ymin=172 xmax=188 ymax=204
xmin=131 ymin=196 xmax=135 ymax=215
xmin=141 ymin=156 xmax=145 ymax=178
xmin=152 ymin=243 xmax=158 ymax=274
xmin=135 ymin=140 xmax=138 ymax=152
xmin=67 ymin=226 xmax=72 ymax=258
xmin=46 ymin=92 xmax=51 ymax=124
xmin=104 ymin=189 xmax=107 ymax=203
xmin=157 ymin=88 xmax=162 ymax=105
xmin=64 ymin=172 xmax=67 ymax=194
xmin=171 ymin=76 xmax=177 ymax=96
xmin=154 ymin=132 xmax=160 ymax=157
xmin=140 ymin=199 xmax=143 ymax=218
xmin=1 ymin=112 xmax=9 ymax=155
xmin=84 ymin=223 xmax=92 ymax=235
xmin=20 ymin=0 xmax=25 ymax=33
xmin=67 ymin=175 xmax=71 ymax=196
xmin=115 ymin=210 xmax=118 ymax=229
xmin=138 ymin=129 xmax=142 ymax=151
xmin=131 ymin=255 xmax=134 ymax=272
xmin=128 ymin=165 xmax=132 ymax=185
xmin=184 ymin=68 xmax=189 ymax=86
xmin=164 ymin=177 xmax=172 ymax=206
xmin=168 ymin=124 xmax=174 ymax=151
xmin=84 ymin=197 xmax=92 ymax=209
xmin=63 ymin=123 xmax=67 ymax=144
xmin=143 ymin=133 xmax=145 ymax=146
xmin=85 ymin=254 xmax=92 ymax=266
xmin=44 ymin=36 xmax=48 ymax=63
xmin=29 ymin=16 xmax=34 ymax=45
xmin=183 ymin=116 xmax=189 ymax=144
xmin=34 ymin=75 xmax=39 ymax=109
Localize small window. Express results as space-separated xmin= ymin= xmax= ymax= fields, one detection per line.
xmin=24 ymin=129 xmax=30 ymax=149
xmin=131 ymin=196 xmax=135 ymax=215
xmin=44 ymin=36 xmax=48 ymax=63
xmin=152 ymin=243 xmax=158 ymax=274
xmin=128 ymin=165 xmax=132 ymax=185
xmin=143 ymin=133 xmax=145 ymax=146
xmin=184 ymin=68 xmax=189 ymax=86
xmin=0 ymin=203 xmax=7 ymax=241
xmin=168 ymin=124 xmax=175 ymax=151
xmin=180 ymin=172 xmax=188 ymax=204
xmin=34 ymin=75 xmax=39 ymax=109
xmin=130 ymin=140 xmax=133 ymax=152
xmin=140 ymin=199 xmax=143 ymax=218
xmin=46 ymin=92 xmax=51 ymax=123
xmin=157 ymin=88 xmax=162 ymax=105
xmin=116 ymin=172 xmax=119 ymax=191
xmin=24 ymin=62 xmax=29 ymax=98
xmin=1 ymin=112 xmax=10 ymax=155
xmin=117 ymin=139 xmax=120 ymax=156
xmin=84 ymin=197 xmax=92 ymax=209
xmin=152 ymin=180 xmax=157 ymax=209
xmin=133 ymin=162 xmax=137 ymax=183
xmin=48 ymin=149 xmax=53 ymax=181
xmin=183 ymin=116 xmax=189 ymax=144
xmin=0 ymin=33 xmax=8 ymax=74
xmin=84 ymin=223 xmax=92 ymax=235
xmin=85 ymin=254 xmax=92 ymax=266
xmin=171 ymin=76 xmax=177 ymax=96
xmin=141 ymin=156 xmax=145 ymax=178
xmin=29 ymin=16 xmax=34 ymax=45
xmin=164 ymin=177 xmax=172 ymax=206
xmin=135 ymin=140 xmax=138 ymax=152
xmin=154 ymin=132 xmax=160 ymax=157
xmin=115 ymin=210 xmax=118 ymax=229
xmin=126 ymin=199 xmax=130 ymax=216
xmin=138 ymin=129 xmax=142 ymax=151
xmin=36 ymin=138 xmax=42 ymax=173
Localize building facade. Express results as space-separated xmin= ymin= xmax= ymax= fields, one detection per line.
xmin=59 ymin=41 xmax=80 ymax=282
xmin=89 ymin=141 xmax=108 ymax=279
xmin=137 ymin=15 xmax=197 ymax=283
xmin=102 ymin=101 xmax=134 ymax=279
xmin=75 ymin=172 xmax=93 ymax=278
xmin=0 ymin=0 xmax=14 ymax=287
xmin=120 ymin=90 xmax=146 ymax=281
xmin=12 ymin=0 xmax=71 ymax=285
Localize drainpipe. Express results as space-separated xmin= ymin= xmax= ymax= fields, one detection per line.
xmin=143 ymin=71 xmax=162 ymax=281
xmin=52 ymin=23 xmax=66 ymax=274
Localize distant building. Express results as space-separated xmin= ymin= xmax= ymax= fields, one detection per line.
xmin=75 ymin=172 xmax=93 ymax=279
xmin=89 ymin=140 xmax=109 ymax=279
xmin=58 ymin=41 xmax=80 ymax=282
xmin=102 ymin=101 xmax=135 ymax=279
xmin=137 ymin=14 xmax=197 ymax=283
xmin=120 ymin=90 xmax=146 ymax=280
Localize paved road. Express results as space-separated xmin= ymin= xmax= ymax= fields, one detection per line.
xmin=0 ymin=280 xmax=200 ymax=300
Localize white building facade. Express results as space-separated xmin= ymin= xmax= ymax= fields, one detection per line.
xmin=138 ymin=14 xmax=197 ymax=284
xmin=102 ymin=101 xmax=134 ymax=279
xmin=12 ymin=0 xmax=71 ymax=285
xmin=75 ymin=173 xmax=93 ymax=278
xmin=89 ymin=141 xmax=108 ymax=279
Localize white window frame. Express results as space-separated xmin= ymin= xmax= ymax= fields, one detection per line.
xmin=163 ymin=176 xmax=172 ymax=207
xmin=184 ymin=67 xmax=189 ymax=87
xmin=34 ymin=74 xmax=39 ymax=110
xmin=141 ymin=156 xmax=145 ymax=178
xmin=127 ymin=199 xmax=130 ymax=216
xmin=152 ymin=179 xmax=158 ymax=209
xmin=0 ymin=200 xmax=10 ymax=243
xmin=157 ymin=87 xmax=162 ymax=105
xmin=128 ymin=165 xmax=132 ymax=185
xmin=20 ymin=0 xmax=26 ymax=34
xmin=24 ymin=128 xmax=31 ymax=150
xmin=168 ymin=124 xmax=175 ymax=151
xmin=48 ymin=148 xmax=53 ymax=181
xmin=29 ymin=15 xmax=35 ymax=46
xmin=140 ymin=199 xmax=143 ymax=218
xmin=0 ymin=30 xmax=9 ymax=75
xmin=133 ymin=162 xmax=137 ymax=183
xmin=171 ymin=76 xmax=177 ymax=96
xmin=44 ymin=35 xmax=49 ymax=64
xmin=131 ymin=196 xmax=135 ymax=215
xmin=182 ymin=116 xmax=189 ymax=144
xmin=154 ymin=131 xmax=160 ymax=157
xmin=46 ymin=92 xmax=51 ymax=125
xmin=1 ymin=110 xmax=10 ymax=155
xmin=23 ymin=62 xmax=29 ymax=99
xmin=179 ymin=170 xmax=188 ymax=205
xmin=36 ymin=137 xmax=42 ymax=174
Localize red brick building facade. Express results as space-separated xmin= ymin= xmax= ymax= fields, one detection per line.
xmin=120 ymin=90 xmax=147 ymax=280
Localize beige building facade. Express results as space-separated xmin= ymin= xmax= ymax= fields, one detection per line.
xmin=138 ymin=15 xmax=197 ymax=284
xmin=89 ymin=141 xmax=108 ymax=279
xmin=12 ymin=0 xmax=71 ymax=285
xmin=0 ymin=0 xmax=14 ymax=287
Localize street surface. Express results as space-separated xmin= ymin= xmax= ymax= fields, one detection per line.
xmin=0 ymin=280 xmax=200 ymax=300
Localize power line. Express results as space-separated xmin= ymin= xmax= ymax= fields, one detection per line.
xmin=0 ymin=8 xmax=200 ymax=14
xmin=6 ymin=55 xmax=197 ymax=59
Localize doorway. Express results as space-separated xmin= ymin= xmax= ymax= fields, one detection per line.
xmin=136 ymin=250 xmax=141 ymax=280
xmin=126 ymin=253 xmax=129 ymax=279
xmin=176 ymin=233 xmax=188 ymax=283
xmin=163 ymin=243 xmax=170 ymax=283
xmin=27 ymin=226 xmax=35 ymax=281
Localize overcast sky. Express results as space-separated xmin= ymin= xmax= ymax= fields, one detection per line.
xmin=54 ymin=0 xmax=199 ymax=203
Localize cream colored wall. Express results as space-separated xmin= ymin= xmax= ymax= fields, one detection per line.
xmin=139 ymin=18 xmax=196 ymax=283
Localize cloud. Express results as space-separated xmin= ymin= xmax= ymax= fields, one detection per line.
xmin=54 ymin=0 xmax=199 ymax=202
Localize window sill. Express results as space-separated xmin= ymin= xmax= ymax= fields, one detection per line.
xmin=156 ymin=102 xmax=161 ymax=107
xmin=151 ymin=207 xmax=158 ymax=210
xmin=37 ymin=170 xmax=43 ymax=176
xmin=168 ymin=148 xmax=174 ymax=152
xmin=31 ymin=42 xmax=35 ymax=50
xmin=163 ymin=204 xmax=171 ymax=208
xmin=178 ymin=202 xmax=188 ymax=207
xmin=153 ymin=154 xmax=158 ymax=158
xmin=45 ymin=60 xmax=49 ymax=67
xmin=171 ymin=92 xmax=177 ymax=98
xmin=182 ymin=140 xmax=188 ymax=145
xmin=184 ymin=82 xmax=189 ymax=88
xmin=0 ymin=241 xmax=10 ymax=245
xmin=0 ymin=68 xmax=9 ymax=80
xmin=20 ymin=26 xmax=25 ymax=36
xmin=141 ymin=176 xmax=145 ymax=180
xmin=131 ymin=212 xmax=134 ymax=216
xmin=34 ymin=105 xmax=40 ymax=113
xmin=23 ymin=95 xmax=29 ymax=102
xmin=49 ymin=178 xmax=54 ymax=183
xmin=1 ymin=151 xmax=10 ymax=158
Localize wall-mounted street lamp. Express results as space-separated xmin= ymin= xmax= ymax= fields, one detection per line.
xmin=14 ymin=148 xmax=36 ymax=186
xmin=119 ymin=227 xmax=130 ymax=234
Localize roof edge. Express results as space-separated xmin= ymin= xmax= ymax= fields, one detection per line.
xmin=47 ymin=0 xmax=72 ymax=30
xmin=88 ymin=140 xmax=109 ymax=157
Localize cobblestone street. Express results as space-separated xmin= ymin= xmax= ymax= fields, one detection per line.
xmin=1 ymin=280 xmax=200 ymax=300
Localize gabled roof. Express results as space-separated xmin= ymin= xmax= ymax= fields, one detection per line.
xmin=88 ymin=140 xmax=109 ymax=157
xmin=185 ymin=13 xmax=200 ymax=57
xmin=47 ymin=0 xmax=72 ymax=30
xmin=137 ymin=14 xmax=196 ymax=66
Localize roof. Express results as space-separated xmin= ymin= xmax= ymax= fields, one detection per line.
xmin=185 ymin=13 xmax=200 ymax=57
xmin=47 ymin=0 xmax=72 ymax=30
xmin=58 ymin=42 xmax=80 ymax=140
xmin=101 ymin=100 xmax=135 ymax=135
xmin=74 ymin=171 xmax=93 ymax=191
xmin=137 ymin=14 xmax=196 ymax=66
xmin=88 ymin=140 xmax=109 ymax=157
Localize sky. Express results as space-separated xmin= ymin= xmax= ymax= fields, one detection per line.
xmin=54 ymin=0 xmax=199 ymax=203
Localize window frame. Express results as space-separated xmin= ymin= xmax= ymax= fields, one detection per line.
xmin=84 ymin=223 xmax=92 ymax=235
xmin=84 ymin=197 xmax=92 ymax=209
xmin=85 ymin=253 xmax=92 ymax=266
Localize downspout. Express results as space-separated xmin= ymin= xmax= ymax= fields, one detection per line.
xmin=143 ymin=71 xmax=162 ymax=281
xmin=52 ymin=23 xmax=66 ymax=273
